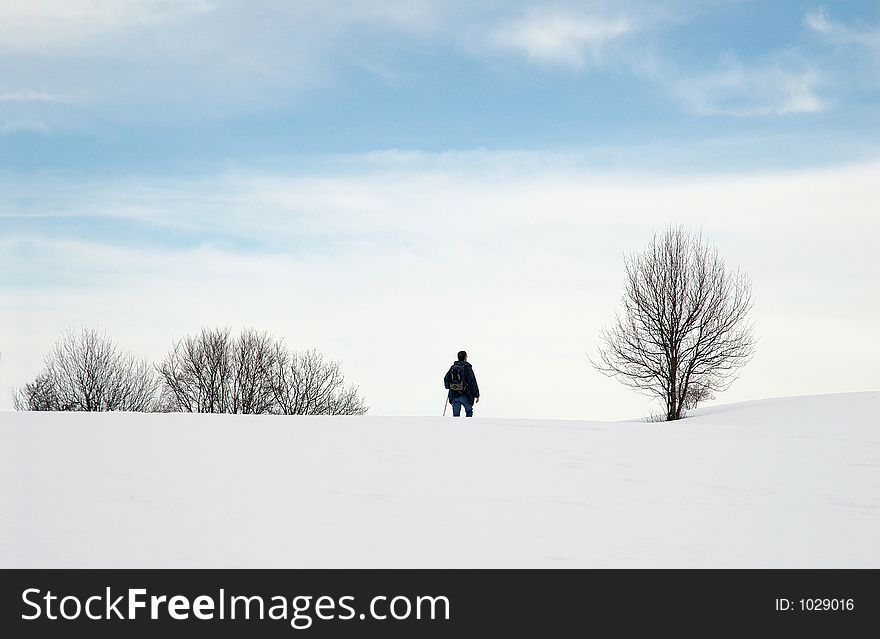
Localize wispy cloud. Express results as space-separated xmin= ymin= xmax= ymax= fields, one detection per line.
xmin=804 ymin=8 xmax=880 ymax=51
xmin=0 ymin=1 xmax=436 ymax=127
xmin=804 ymin=8 xmax=835 ymax=35
xmin=0 ymin=91 xmax=76 ymax=104
xmin=0 ymin=0 xmax=213 ymax=51
xmin=804 ymin=6 xmax=880 ymax=82
xmin=674 ymin=58 xmax=825 ymax=116
xmin=1 ymin=119 xmax=52 ymax=134
xmin=488 ymin=8 xmax=633 ymax=70
xmin=0 ymin=1 xmax=853 ymax=133
xmin=482 ymin=5 xmax=832 ymax=118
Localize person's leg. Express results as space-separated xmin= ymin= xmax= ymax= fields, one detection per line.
xmin=451 ymin=398 xmax=462 ymax=417
xmin=463 ymin=397 xmax=474 ymax=417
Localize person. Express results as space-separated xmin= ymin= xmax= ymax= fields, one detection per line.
xmin=444 ymin=350 xmax=480 ymax=417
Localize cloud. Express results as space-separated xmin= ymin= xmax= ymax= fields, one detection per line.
xmin=804 ymin=8 xmax=880 ymax=50
xmin=488 ymin=8 xmax=633 ymax=69
xmin=0 ymin=119 xmax=52 ymax=134
xmin=0 ymin=0 xmax=213 ymax=51
xmin=0 ymin=1 xmax=437 ymax=127
xmin=0 ymin=1 xmax=847 ymax=132
xmin=2 ymin=153 xmax=878 ymax=417
xmin=800 ymin=7 xmax=880 ymax=108
xmin=0 ymin=1 xmax=709 ymax=131
xmin=481 ymin=5 xmax=833 ymax=118
xmin=674 ymin=58 xmax=825 ymax=116
xmin=0 ymin=91 xmax=76 ymax=104
xmin=804 ymin=6 xmax=880 ymax=79
xmin=803 ymin=8 xmax=835 ymax=35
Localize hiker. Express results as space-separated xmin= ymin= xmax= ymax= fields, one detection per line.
xmin=444 ymin=350 xmax=480 ymax=417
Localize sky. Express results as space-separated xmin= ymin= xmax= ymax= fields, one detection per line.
xmin=1 ymin=0 xmax=878 ymax=419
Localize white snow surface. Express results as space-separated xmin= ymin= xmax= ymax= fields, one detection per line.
xmin=1 ymin=392 xmax=877 ymax=568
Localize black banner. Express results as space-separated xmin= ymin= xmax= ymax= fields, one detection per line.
xmin=1 ymin=569 xmax=876 ymax=637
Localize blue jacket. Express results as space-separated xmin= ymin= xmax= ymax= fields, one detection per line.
xmin=444 ymin=361 xmax=480 ymax=403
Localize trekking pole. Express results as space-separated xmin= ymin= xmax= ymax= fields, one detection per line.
xmin=443 ymin=398 xmax=448 ymax=416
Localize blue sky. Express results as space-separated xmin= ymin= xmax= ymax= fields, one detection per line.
xmin=2 ymin=1 xmax=879 ymax=172
xmin=1 ymin=1 xmax=879 ymax=417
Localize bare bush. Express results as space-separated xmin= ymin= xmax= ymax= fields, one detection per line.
xmin=683 ymin=383 xmax=715 ymax=411
xmin=13 ymin=373 xmax=62 ymax=411
xmin=158 ymin=328 xmax=367 ymax=415
xmin=158 ymin=327 xmax=277 ymax=414
xmin=13 ymin=328 xmax=160 ymax=411
xmin=271 ymin=347 xmax=368 ymax=415
xmin=592 ymin=226 xmax=756 ymax=421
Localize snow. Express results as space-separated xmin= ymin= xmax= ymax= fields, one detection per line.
xmin=1 ymin=392 xmax=877 ymax=568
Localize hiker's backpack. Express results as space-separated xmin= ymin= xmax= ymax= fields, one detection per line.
xmin=448 ymin=364 xmax=467 ymax=392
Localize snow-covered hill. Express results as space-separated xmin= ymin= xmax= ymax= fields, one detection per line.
xmin=1 ymin=392 xmax=877 ymax=567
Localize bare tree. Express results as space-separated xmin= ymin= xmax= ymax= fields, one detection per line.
xmin=592 ymin=226 xmax=756 ymax=421
xmin=158 ymin=327 xmax=277 ymax=413
xmin=13 ymin=327 xmax=161 ymax=411
xmin=157 ymin=327 xmax=228 ymax=413
xmin=158 ymin=328 xmax=367 ymax=415
xmin=270 ymin=347 xmax=368 ymax=415
xmin=230 ymin=329 xmax=279 ymax=414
